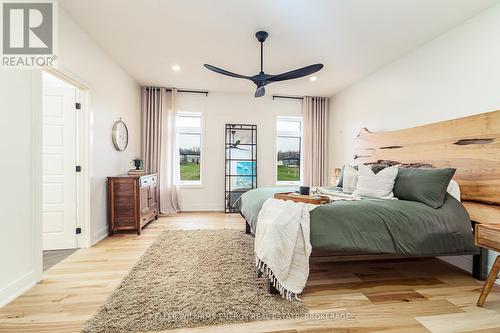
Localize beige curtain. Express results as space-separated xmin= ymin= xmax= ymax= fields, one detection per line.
xmin=303 ymin=96 xmax=329 ymax=187
xmin=141 ymin=87 xmax=182 ymax=214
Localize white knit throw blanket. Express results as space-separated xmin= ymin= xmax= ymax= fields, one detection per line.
xmin=255 ymin=198 xmax=317 ymax=301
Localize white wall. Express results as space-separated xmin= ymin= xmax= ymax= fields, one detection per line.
xmin=0 ymin=9 xmax=141 ymax=307
xmin=328 ymin=4 xmax=500 ymax=272
xmin=58 ymin=9 xmax=141 ymax=244
xmin=0 ymin=70 xmax=42 ymax=307
xmin=329 ymin=4 xmax=500 ymax=169
xmin=178 ymin=92 xmax=302 ymax=211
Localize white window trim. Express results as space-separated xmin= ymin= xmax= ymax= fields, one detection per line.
xmin=276 ymin=116 xmax=303 ymax=185
xmin=177 ymin=111 xmax=204 ymax=187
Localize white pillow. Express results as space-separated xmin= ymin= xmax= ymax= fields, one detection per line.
xmin=447 ymin=180 xmax=461 ymax=201
xmin=342 ymin=165 xmax=358 ymax=194
xmin=353 ymin=165 xmax=398 ymax=199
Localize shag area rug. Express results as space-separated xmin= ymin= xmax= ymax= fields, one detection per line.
xmin=83 ymin=230 xmax=307 ymax=333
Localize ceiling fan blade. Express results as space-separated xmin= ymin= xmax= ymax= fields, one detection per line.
xmin=267 ymin=64 xmax=323 ymax=82
xmin=204 ymin=64 xmax=250 ymax=80
xmin=255 ymin=86 xmax=266 ymax=98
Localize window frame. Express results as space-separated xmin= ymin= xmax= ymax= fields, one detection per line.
xmin=177 ymin=111 xmax=204 ymax=187
xmin=275 ymin=116 xmax=303 ymax=185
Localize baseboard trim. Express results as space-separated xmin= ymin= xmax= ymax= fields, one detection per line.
xmin=0 ymin=270 xmax=38 ymax=308
xmin=181 ymin=207 xmax=224 ymax=212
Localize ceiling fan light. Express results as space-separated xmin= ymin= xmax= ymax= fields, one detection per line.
xmin=310 ymin=76 xmax=317 ymax=82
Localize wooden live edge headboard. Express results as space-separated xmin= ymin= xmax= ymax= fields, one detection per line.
xmin=353 ymin=110 xmax=500 ymax=225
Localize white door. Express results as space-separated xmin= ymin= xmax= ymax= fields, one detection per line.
xmin=42 ymin=85 xmax=77 ymax=250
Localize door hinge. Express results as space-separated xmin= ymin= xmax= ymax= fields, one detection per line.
xmin=76 ymin=165 xmax=81 ymax=172
xmin=76 ymin=227 xmax=82 ymax=234
xmin=75 ymin=102 xmax=81 ymax=110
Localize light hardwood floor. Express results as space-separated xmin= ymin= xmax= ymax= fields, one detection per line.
xmin=0 ymin=212 xmax=499 ymax=333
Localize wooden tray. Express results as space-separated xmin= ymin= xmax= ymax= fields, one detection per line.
xmin=273 ymin=192 xmax=330 ymax=205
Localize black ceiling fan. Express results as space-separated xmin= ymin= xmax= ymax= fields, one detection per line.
xmin=204 ymin=31 xmax=323 ymax=97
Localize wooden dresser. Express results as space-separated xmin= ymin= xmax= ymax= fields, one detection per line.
xmin=107 ymin=174 xmax=158 ymax=235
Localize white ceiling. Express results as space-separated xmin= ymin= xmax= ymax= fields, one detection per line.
xmin=61 ymin=0 xmax=498 ymax=97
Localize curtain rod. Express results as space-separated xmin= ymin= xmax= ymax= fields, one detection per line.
xmin=177 ymin=89 xmax=208 ymax=96
xmin=273 ymin=95 xmax=329 ymax=100
xmin=145 ymin=86 xmax=208 ymax=96
xmin=272 ymin=95 xmax=303 ymax=100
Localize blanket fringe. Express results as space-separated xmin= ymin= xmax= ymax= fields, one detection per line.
xmin=256 ymin=257 xmax=301 ymax=301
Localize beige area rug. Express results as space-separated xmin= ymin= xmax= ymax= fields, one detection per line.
xmin=83 ymin=230 xmax=307 ymax=333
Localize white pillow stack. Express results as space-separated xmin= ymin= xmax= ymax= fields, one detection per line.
xmin=353 ymin=165 xmax=399 ymax=199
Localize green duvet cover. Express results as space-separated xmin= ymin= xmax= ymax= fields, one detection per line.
xmin=236 ymin=187 xmax=477 ymax=256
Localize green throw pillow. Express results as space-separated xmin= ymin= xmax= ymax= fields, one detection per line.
xmin=393 ymin=168 xmax=456 ymax=208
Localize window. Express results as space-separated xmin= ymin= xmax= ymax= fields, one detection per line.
xmin=177 ymin=112 xmax=203 ymax=185
xmin=276 ymin=117 xmax=302 ymax=184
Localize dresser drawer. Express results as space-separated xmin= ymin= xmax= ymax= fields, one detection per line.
xmin=475 ymin=224 xmax=500 ymax=252
xmin=140 ymin=174 xmax=157 ymax=188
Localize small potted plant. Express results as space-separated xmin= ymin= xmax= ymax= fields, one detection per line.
xmin=132 ymin=158 xmax=143 ymax=170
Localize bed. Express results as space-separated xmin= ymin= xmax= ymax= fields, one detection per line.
xmin=238 ymin=186 xmax=477 ymax=257
xmin=238 ymin=110 xmax=500 ymax=280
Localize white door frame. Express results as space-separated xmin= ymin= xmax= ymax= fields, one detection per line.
xmin=40 ymin=67 xmax=92 ymax=250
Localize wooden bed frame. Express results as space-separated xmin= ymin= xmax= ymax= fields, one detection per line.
xmin=247 ymin=109 xmax=500 ymax=286
xmin=351 ymin=109 xmax=500 ymax=281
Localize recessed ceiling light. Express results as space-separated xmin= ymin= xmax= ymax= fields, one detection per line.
xmin=172 ymin=65 xmax=181 ymax=72
xmin=310 ymin=76 xmax=317 ymax=82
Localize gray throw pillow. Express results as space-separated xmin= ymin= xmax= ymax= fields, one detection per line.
xmin=337 ymin=164 xmax=359 ymax=187
xmin=393 ymin=168 xmax=456 ymax=208
xmin=336 ymin=166 xmax=345 ymax=187
xmin=337 ymin=164 xmax=386 ymax=187
xmin=342 ymin=165 xmax=359 ymax=194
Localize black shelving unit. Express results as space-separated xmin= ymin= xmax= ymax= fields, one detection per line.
xmin=225 ymin=124 xmax=257 ymax=213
